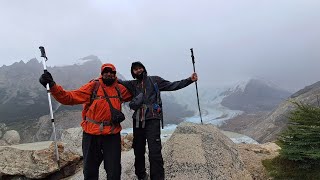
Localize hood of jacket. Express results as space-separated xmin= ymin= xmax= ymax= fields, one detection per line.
xmin=131 ymin=61 xmax=147 ymax=79
xmin=101 ymin=63 xmax=116 ymax=74
xmin=100 ymin=63 xmax=117 ymax=86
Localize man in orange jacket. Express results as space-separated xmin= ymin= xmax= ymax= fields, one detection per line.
xmin=39 ymin=63 xmax=132 ymax=180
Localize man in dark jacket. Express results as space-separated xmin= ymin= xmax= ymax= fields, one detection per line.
xmin=119 ymin=61 xmax=198 ymax=180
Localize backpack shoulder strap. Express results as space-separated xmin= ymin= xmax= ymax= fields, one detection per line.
xmin=90 ymin=79 xmax=123 ymax=104
xmin=84 ymin=79 xmax=100 ymax=119
xmin=115 ymin=85 xmax=123 ymax=102
xmin=90 ymin=79 xmax=100 ymax=104
xmin=149 ymin=76 xmax=160 ymax=104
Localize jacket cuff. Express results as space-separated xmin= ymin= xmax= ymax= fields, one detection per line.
xmin=50 ymin=84 xmax=59 ymax=94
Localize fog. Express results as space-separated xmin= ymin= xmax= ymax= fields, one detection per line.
xmin=1 ymin=0 xmax=320 ymax=92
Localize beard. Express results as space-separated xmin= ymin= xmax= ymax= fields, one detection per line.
xmin=102 ymin=78 xmax=115 ymax=86
xmin=135 ymin=72 xmax=145 ymax=80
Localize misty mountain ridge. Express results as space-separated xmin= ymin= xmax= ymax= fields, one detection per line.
xmin=173 ymin=78 xmax=290 ymax=113
xmin=217 ymin=78 xmax=290 ymax=96
xmin=220 ymin=78 xmax=291 ymax=113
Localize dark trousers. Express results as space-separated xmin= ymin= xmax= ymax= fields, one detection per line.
xmin=133 ymin=119 xmax=164 ymax=180
xmin=82 ymin=132 xmax=121 ymax=180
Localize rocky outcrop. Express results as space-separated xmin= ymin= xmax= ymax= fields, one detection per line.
xmin=162 ymin=122 xmax=252 ymax=180
xmin=0 ymin=141 xmax=80 ymax=179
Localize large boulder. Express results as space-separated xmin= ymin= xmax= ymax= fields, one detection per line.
xmin=163 ymin=122 xmax=252 ymax=180
xmin=0 ymin=141 xmax=80 ymax=179
xmin=3 ymin=130 xmax=20 ymax=145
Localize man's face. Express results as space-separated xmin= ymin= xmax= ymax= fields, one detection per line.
xmin=102 ymin=68 xmax=116 ymax=80
xmin=133 ymin=66 xmax=144 ymax=76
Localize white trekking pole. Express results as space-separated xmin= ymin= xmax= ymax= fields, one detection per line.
xmin=39 ymin=46 xmax=60 ymax=167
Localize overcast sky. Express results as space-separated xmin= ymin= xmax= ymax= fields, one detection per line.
xmin=1 ymin=0 xmax=320 ymax=92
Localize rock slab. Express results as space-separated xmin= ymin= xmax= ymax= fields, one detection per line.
xmin=0 ymin=141 xmax=80 ymax=179
xmin=162 ymin=122 xmax=252 ymax=180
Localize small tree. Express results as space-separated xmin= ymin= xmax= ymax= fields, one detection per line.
xmin=279 ymin=101 xmax=320 ymax=163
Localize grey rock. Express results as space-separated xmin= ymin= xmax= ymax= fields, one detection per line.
xmin=0 ymin=141 xmax=80 ymax=179
xmin=162 ymin=122 xmax=252 ymax=180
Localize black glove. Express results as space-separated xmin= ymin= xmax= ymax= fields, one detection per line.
xmin=129 ymin=93 xmax=144 ymax=111
xmin=39 ymin=71 xmax=55 ymax=88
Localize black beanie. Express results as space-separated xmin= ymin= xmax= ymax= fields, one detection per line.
xmin=131 ymin=61 xmax=147 ymax=79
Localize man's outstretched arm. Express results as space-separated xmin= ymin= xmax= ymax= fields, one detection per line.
xmin=156 ymin=73 xmax=198 ymax=91
xmin=118 ymin=79 xmax=135 ymax=94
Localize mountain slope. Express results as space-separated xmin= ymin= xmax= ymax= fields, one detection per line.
xmin=221 ymin=79 xmax=291 ymax=113
xmin=0 ymin=58 xmax=104 ymax=125
xmin=243 ymin=81 xmax=320 ymax=143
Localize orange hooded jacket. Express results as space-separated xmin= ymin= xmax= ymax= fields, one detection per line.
xmin=50 ymin=63 xmax=132 ymax=135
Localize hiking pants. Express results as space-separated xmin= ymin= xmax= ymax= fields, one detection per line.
xmin=133 ymin=119 xmax=164 ymax=180
xmin=82 ymin=132 xmax=121 ymax=180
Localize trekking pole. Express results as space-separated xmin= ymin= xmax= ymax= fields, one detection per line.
xmin=190 ymin=48 xmax=203 ymax=125
xmin=39 ymin=46 xmax=60 ymax=167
